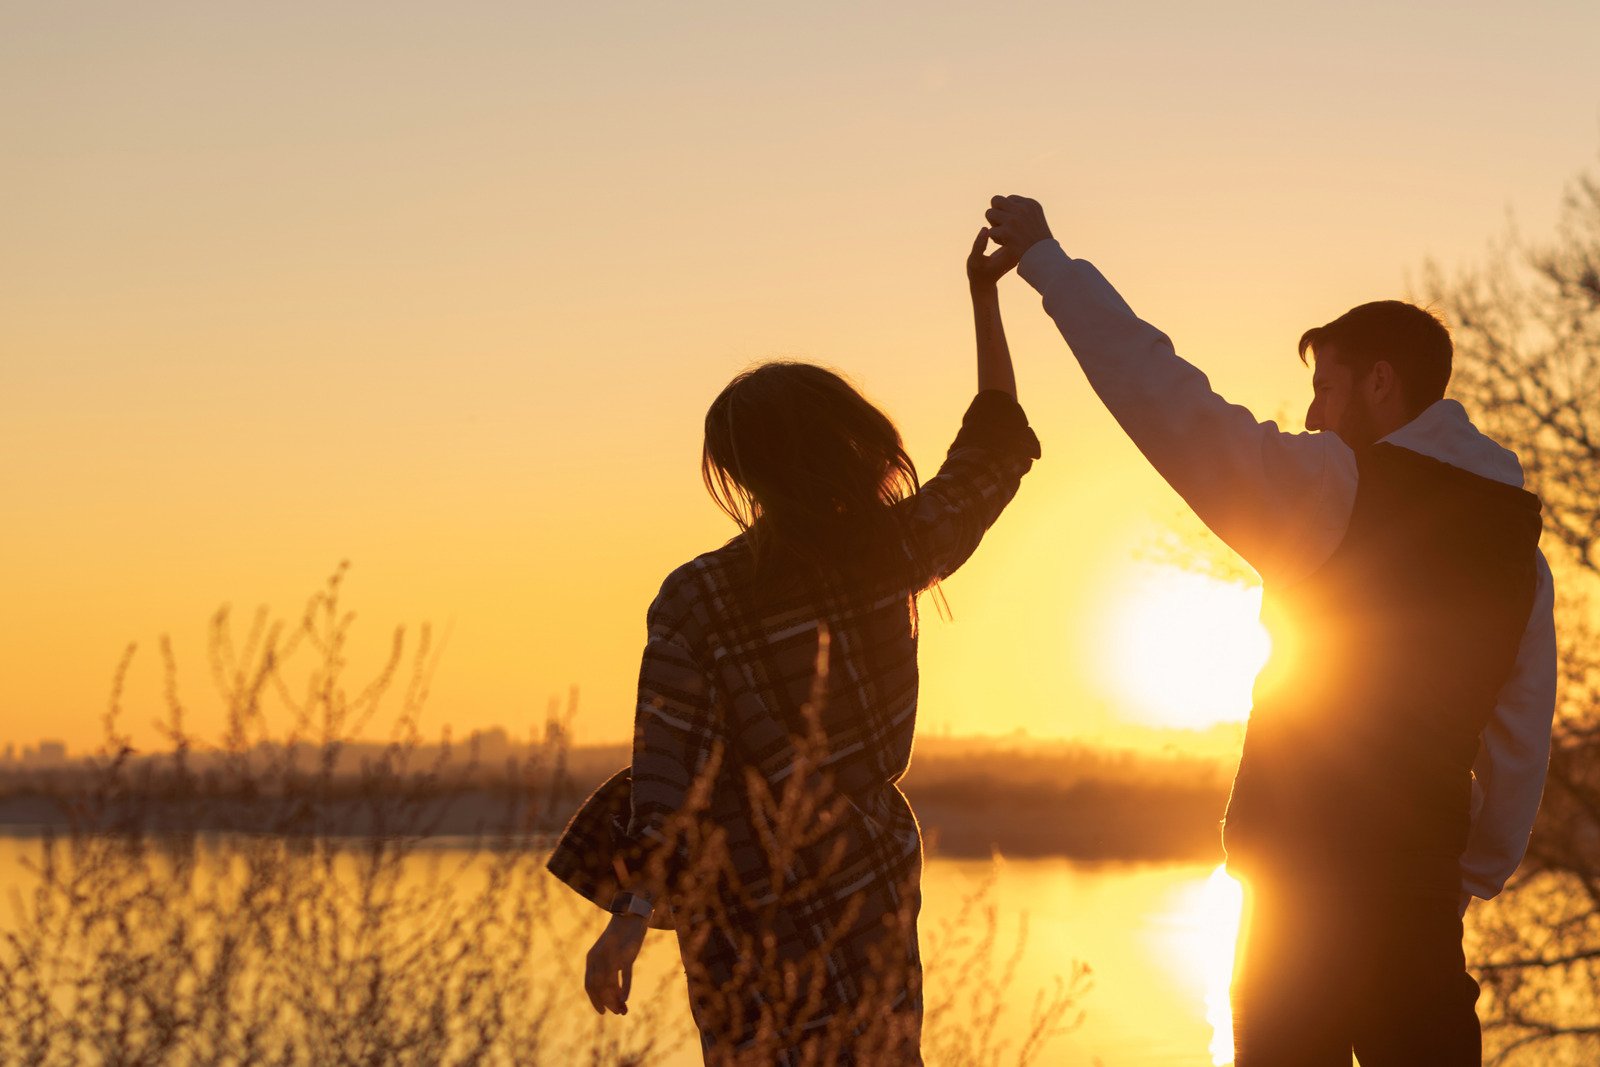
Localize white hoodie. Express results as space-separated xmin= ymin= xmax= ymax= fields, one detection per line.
xmin=1019 ymin=239 xmax=1557 ymax=904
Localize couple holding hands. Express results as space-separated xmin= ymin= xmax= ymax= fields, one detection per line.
xmin=550 ymin=196 xmax=1555 ymax=1066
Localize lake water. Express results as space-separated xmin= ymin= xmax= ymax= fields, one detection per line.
xmin=913 ymin=858 xmax=1241 ymax=1067
xmin=597 ymin=855 xmax=1242 ymax=1066
xmin=0 ymin=835 xmax=1241 ymax=1065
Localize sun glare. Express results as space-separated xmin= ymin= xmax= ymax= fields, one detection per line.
xmin=1104 ymin=567 xmax=1270 ymax=730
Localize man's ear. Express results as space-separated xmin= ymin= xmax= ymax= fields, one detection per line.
xmin=1369 ymin=360 xmax=1398 ymax=404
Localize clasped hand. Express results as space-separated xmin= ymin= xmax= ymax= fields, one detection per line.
xmin=967 ymin=195 xmax=1053 ymax=286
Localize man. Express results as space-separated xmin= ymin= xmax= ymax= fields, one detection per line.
xmin=984 ymin=195 xmax=1556 ymax=1064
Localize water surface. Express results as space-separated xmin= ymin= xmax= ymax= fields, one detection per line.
xmin=0 ymin=836 xmax=1240 ymax=1065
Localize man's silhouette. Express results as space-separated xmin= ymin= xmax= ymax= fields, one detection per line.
xmin=985 ymin=195 xmax=1556 ymax=1064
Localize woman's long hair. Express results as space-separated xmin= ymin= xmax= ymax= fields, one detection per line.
xmin=702 ymin=362 xmax=922 ymax=606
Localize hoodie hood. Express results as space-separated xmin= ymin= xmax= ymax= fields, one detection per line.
xmin=1380 ymin=399 xmax=1525 ymax=488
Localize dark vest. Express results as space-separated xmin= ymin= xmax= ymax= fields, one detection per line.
xmin=1222 ymin=443 xmax=1542 ymax=893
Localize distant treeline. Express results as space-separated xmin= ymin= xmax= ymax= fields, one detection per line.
xmin=557 ymin=735 xmax=1236 ymax=861
xmin=0 ymin=733 xmax=1235 ymax=862
xmin=903 ymin=738 xmax=1232 ymax=861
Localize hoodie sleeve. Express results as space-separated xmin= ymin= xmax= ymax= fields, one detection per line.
xmin=1018 ymin=239 xmax=1356 ymax=584
xmin=1459 ymin=550 xmax=1558 ymax=904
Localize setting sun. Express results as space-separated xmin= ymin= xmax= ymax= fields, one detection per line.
xmin=1103 ymin=567 xmax=1271 ymax=730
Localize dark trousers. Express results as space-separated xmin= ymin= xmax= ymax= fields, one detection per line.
xmin=1231 ymin=875 xmax=1481 ymax=1066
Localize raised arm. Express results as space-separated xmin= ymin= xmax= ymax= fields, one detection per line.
xmin=967 ymin=226 xmax=1020 ymax=397
xmin=984 ymin=195 xmax=1356 ymax=584
xmin=896 ymin=232 xmax=1041 ymax=588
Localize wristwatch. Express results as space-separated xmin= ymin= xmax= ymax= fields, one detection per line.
xmin=608 ymin=892 xmax=653 ymax=920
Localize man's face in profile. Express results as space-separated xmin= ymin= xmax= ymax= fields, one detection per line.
xmin=1306 ymin=346 xmax=1379 ymax=447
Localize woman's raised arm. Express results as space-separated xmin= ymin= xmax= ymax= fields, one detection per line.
xmin=966 ymin=227 xmax=1021 ymax=398
xmin=895 ymin=232 xmax=1041 ymax=588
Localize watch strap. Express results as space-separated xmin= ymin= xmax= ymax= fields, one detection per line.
xmin=608 ymin=892 xmax=654 ymax=919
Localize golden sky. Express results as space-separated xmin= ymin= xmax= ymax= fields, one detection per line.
xmin=4 ymin=3 xmax=1598 ymax=752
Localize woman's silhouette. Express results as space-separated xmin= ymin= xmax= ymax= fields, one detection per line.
xmin=547 ymin=229 xmax=1040 ymax=1064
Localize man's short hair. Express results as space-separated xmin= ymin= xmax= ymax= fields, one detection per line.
xmin=1298 ymin=301 xmax=1453 ymax=416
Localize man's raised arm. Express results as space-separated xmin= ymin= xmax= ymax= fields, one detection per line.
xmin=986 ymin=195 xmax=1354 ymax=584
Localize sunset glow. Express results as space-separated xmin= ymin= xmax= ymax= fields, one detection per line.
xmin=2 ymin=5 xmax=1595 ymax=1066
xmin=5 ymin=5 xmax=1594 ymax=752
xmin=1104 ymin=568 xmax=1270 ymax=730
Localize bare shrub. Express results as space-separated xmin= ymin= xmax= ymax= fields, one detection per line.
xmin=0 ymin=566 xmax=1086 ymax=1065
xmin=1424 ymin=163 xmax=1600 ymax=1064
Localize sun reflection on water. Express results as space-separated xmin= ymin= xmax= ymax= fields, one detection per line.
xmin=1161 ymin=863 xmax=1246 ymax=1065
xmin=1202 ymin=866 xmax=1245 ymax=1065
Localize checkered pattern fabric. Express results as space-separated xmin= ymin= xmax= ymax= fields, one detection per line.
xmin=547 ymin=390 xmax=1039 ymax=1061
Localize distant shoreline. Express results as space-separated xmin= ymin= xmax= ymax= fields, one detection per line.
xmin=0 ymin=739 xmax=1233 ymax=863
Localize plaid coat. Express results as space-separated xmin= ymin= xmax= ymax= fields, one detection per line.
xmin=547 ymin=391 xmax=1039 ymax=1063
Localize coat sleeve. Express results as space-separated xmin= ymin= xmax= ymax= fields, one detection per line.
xmin=542 ymin=768 xmax=675 ymax=931
xmin=899 ymin=390 xmax=1041 ymax=588
xmin=623 ymin=568 xmax=722 ymax=899
xmin=542 ymin=567 xmax=719 ymax=926
xmin=1018 ymin=239 xmax=1357 ymax=584
xmin=1459 ymin=550 xmax=1558 ymax=903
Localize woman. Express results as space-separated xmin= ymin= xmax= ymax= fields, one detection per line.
xmin=546 ymin=228 xmax=1040 ymax=1064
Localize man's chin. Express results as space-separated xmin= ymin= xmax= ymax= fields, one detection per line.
xmin=1332 ymin=413 xmax=1381 ymax=449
